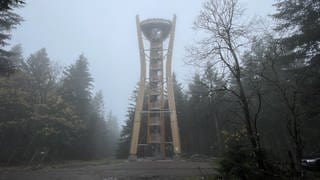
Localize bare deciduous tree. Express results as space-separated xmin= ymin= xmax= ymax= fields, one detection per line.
xmin=188 ymin=0 xmax=265 ymax=169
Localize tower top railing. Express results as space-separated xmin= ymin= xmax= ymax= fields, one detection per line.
xmin=140 ymin=18 xmax=172 ymax=41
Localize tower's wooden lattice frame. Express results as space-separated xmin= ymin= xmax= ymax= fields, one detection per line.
xmin=129 ymin=15 xmax=181 ymax=159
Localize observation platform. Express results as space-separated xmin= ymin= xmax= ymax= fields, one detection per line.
xmin=140 ymin=18 xmax=172 ymax=41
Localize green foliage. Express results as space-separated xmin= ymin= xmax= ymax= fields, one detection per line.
xmin=0 ymin=47 xmax=119 ymax=164
xmin=0 ymin=0 xmax=23 ymax=76
xmin=57 ymin=55 xmax=118 ymax=160
xmin=218 ymin=129 xmax=287 ymax=179
xmin=60 ymin=54 xmax=93 ymax=119
xmin=272 ymin=1 xmax=320 ymax=160
xmin=30 ymin=95 xmax=84 ymax=156
xmin=23 ymin=48 xmax=54 ymax=104
xmin=273 ymin=0 xmax=320 ymax=59
xmin=218 ymin=145 xmax=263 ymax=180
xmin=182 ymin=0 xmax=320 ymax=179
xmin=0 ymin=73 xmax=33 ymax=163
xmin=116 ymin=114 xmax=133 ymax=159
xmin=0 ymin=0 xmax=25 ymax=11
xmin=116 ymin=87 xmax=136 ymax=159
xmin=105 ymin=112 xmax=120 ymax=156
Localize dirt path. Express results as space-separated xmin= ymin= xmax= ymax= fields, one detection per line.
xmin=0 ymin=160 xmax=216 ymax=180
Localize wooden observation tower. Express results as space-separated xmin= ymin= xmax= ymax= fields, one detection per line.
xmin=129 ymin=15 xmax=181 ymax=160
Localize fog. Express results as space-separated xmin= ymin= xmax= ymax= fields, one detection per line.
xmin=10 ymin=0 xmax=274 ymax=124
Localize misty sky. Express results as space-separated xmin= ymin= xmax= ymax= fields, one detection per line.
xmin=10 ymin=0 xmax=275 ymax=125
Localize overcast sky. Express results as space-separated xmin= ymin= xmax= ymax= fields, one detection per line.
xmin=10 ymin=0 xmax=275 ymax=125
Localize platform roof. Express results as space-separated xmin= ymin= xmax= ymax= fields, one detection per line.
xmin=140 ymin=18 xmax=172 ymax=41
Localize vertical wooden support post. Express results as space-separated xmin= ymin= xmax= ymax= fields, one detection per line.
xmin=166 ymin=15 xmax=181 ymax=155
xmin=129 ymin=15 xmax=146 ymax=158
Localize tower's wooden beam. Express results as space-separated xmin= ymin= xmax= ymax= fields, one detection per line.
xmin=129 ymin=15 xmax=146 ymax=157
xmin=166 ymin=15 xmax=181 ymax=155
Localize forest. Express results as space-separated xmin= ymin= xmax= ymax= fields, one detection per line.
xmin=0 ymin=0 xmax=320 ymax=179
xmin=117 ymin=0 xmax=320 ymax=179
xmin=0 ymin=1 xmax=120 ymax=164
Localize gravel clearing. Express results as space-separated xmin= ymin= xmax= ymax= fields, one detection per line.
xmin=0 ymin=160 xmax=216 ymax=180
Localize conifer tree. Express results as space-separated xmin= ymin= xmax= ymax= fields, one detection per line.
xmin=0 ymin=0 xmax=24 ymax=76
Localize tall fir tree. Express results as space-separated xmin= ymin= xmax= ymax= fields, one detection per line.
xmin=59 ymin=54 xmax=94 ymax=159
xmin=0 ymin=0 xmax=23 ymax=76
xmin=61 ymin=54 xmax=93 ymax=120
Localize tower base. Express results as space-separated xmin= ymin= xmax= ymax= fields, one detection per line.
xmin=173 ymin=154 xmax=181 ymax=160
xmin=128 ymin=155 xmax=137 ymax=162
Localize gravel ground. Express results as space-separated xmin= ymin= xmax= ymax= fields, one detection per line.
xmin=0 ymin=160 xmax=216 ymax=180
